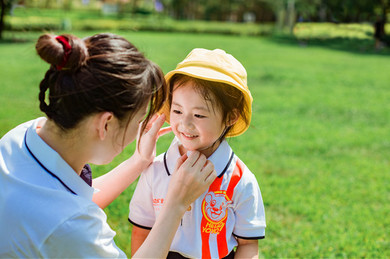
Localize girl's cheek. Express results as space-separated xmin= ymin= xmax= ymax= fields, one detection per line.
xmin=170 ymin=114 xmax=178 ymax=127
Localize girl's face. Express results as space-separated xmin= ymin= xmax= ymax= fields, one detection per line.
xmin=170 ymin=82 xmax=226 ymax=158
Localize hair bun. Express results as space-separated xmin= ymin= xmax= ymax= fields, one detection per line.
xmin=36 ymin=34 xmax=88 ymax=70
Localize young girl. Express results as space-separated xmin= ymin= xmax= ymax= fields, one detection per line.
xmin=129 ymin=48 xmax=266 ymax=258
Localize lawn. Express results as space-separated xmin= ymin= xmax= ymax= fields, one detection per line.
xmin=0 ymin=30 xmax=389 ymax=258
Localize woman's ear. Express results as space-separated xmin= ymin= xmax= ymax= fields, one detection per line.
xmin=96 ymin=112 xmax=114 ymax=140
xmin=226 ymin=109 xmax=240 ymax=127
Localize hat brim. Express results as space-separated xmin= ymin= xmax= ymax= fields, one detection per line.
xmin=160 ymin=66 xmax=252 ymax=137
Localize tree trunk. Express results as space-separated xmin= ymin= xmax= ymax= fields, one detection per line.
xmin=132 ymin=0 xmax=139 ymax=15
xmin=0 ymin=0 xmax=6 ymax=40
xmin=287 ymin=0 xmax=296 ymax=34
xmin=319 ymin=4 xmax=327 ymax=22
xmin=275 ymin=5 xmax=286 ymax=31
xmin=382 ymin=1 xmax=387 ymax=35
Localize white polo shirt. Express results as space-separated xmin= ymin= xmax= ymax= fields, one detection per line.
xmin=129 ymin=138 xmax=266 ymax=258
xmin=0 ymin=118 xmax=126 ymax=258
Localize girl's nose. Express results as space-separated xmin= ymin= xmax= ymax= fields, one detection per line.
xmin=181 ymin=114 xmax=194 ymax=129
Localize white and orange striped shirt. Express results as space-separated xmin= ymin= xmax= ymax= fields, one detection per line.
xmin=129 ymin=138 xmax=266 ymax=258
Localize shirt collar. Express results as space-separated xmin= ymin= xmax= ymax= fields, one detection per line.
xmin=24 ymin=118 xmax=94 ymax=200
xmin=164 ymin=137 xmax=234 ymax=178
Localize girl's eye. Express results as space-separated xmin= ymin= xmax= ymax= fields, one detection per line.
xmin=172 ymin=110 xmax=182 ymax=114
xmin=194 ymin=114 xmax=206 ymax=118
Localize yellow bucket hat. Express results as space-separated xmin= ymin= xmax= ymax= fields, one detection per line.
xmin=161 ymin=48 xmax=253 ymax=137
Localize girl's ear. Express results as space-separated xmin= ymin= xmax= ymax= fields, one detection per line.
xmin=226 ymin=109 xmax=240 ymax=127
xmin=96 ymin=112 xmax=114 ymax=140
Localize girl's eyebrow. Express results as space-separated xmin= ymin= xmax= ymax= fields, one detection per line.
xmin=172 ymin=102 xmax=209 ymax=112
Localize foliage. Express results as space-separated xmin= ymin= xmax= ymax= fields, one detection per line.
xmin=5 ymin=7 xmax=274 ymax=36
xmin=2 ymin=1 xmax=390 ymax=40
xmin=0 ymin=0 xmax=14 ymax=39
xmin=262 ymin=0 xmax=389 ymax=34
xmin=325 ymin=0 xmax=389 ymax=22
xmin=1 ymin=29 xmax=389 ymax=257
xmin=294 ymin=22 xmax=377 ymax=40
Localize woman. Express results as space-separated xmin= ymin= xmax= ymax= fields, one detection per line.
xmin=0 ymin=33 xmax=216 ymax=258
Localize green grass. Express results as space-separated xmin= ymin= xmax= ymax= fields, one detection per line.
xmin=1 ymin=30 xmax=389 ymax=258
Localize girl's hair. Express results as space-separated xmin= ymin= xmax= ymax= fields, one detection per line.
xmin=35 ymin=33 xmax=166 ymax=136
xmin=168 ymin=74 xmax=249 ymax=140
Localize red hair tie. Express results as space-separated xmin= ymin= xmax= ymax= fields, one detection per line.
xmin=55 ymin=35 xmax=72 ymax=70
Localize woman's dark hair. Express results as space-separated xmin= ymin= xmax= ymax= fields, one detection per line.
xmin=168 ymin=74 xmax=249 ymax=140
xmin=35 ymin=33 xmax=166 ymax=136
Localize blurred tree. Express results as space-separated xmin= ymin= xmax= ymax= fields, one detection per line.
xmin=165 ymin=0 xmax=187 ymax=19
xmin=159 ymin=0 xmax=274 ymax=22
xmin=324 ymin=0 xmax=388 ymax=23
xmin=131 ymin=0 xmax=140 ymax=15
xmin=44 ymin=0 xmax=53 ymax=8
xmin=63 ymin=0 xmax=73 ymax=11
xmin=264 ymin=0 xmax=389 ymax=34
xmin=325 ymin=0 xmax=389 ymax=43
xmin=0 ymin=0 xmax=14 ymax=39
xmin=263 ymin=0 xmax=297 ymax=32
xmin=295 ymin=0 xmax=322 ymax=21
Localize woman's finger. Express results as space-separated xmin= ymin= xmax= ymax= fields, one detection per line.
xmin=145 ymin=114 xmax=166 ymax=138
xmin=179 ymin=151 xmax=197 ymax=168
xmin=202 ymin=161 xmax=217 ymax=183
xmin=189 ymin=152 xmax=207 ymax=171
xmin=158 ymin=126 xmax=172 ymax=137
xmin=173 ymin=153 xmax=188 ymax=172
xmin=147 ymin=113 xmax=159 ymax=125
xmin=205 ymin=170 xmax=217 ymax=183
xmin=141 ymin=113 xmax=159 ymax=133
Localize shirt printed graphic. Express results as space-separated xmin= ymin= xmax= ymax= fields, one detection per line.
xmin=153 ymin=198 xmax=164 ymax=212
xmin=201 ymin=191 xmax=232 ymax=234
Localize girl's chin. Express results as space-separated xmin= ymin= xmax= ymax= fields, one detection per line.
xmin=178 ymin=144 xmax=198 ymax=155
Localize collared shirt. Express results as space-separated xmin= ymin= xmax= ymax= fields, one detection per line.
xmin=0 ymin=118 xmax=126 ymax=258
xmin=129 ymin=137 xmax=266 ymax=258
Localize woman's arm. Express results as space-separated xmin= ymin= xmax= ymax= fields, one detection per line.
xmin=234 ymin=238 xmax=259 ymax=259
xmin=92 ymin=115 xmax=170 ymax=209
xmin=133 ymin=151 xmax=217 ymax=258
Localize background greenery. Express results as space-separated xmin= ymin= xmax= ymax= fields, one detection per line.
xmin=1 ymin=21 xmax=390 ymax=259
xmin=4 ymin=7 xmax=274 ymax=35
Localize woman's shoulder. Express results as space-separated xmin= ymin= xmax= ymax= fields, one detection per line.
xmin=0 ymin=118 xmax=42 ymax=144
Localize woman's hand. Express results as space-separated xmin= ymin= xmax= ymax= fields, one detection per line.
xmin=165 ymin=151 xmax=217 ymax=211
xmin=134 ymin=114 xmax=172 ymax=168
xmin=92 ymin=114 xmax=171 ymax=209
xmin=133 ymin=151 xmax=217 ymax=258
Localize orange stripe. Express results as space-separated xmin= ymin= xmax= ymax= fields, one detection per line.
xmin=217 ymin=158 xmax=244 ymax=257
xmin=201 ymin=176 xmax=223 ymax=259
xmin=217 ymin=220 xmax=228 ymax=257
xmin=200 ymin=217 xmax=211 ymax=258
xmin=226 ymin=159 xmax=244 ymax=199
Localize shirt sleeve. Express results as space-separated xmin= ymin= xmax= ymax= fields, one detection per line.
xmin=233 ymin=168 xmax=266 ymax=239
xmin=41 ymin=204 xmax=126 ymax=258
xmin=128 ymin=166 xmax=155 ymax=229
